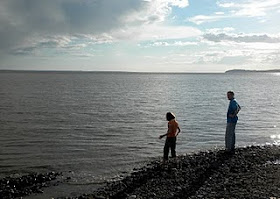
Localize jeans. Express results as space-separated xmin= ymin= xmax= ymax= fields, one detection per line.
xmin=225 ymin=122 xmax=237 ymax=151
xmin=164 ymin=137 xmax=176 ymax=160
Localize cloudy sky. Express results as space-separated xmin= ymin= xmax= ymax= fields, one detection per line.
xmin=0 ymin=0 xmax=280 ymax=72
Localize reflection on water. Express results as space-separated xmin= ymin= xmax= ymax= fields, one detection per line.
xmin=272 ymin=72 xmax=280 ymax=76
xmin=270 ymin=134 xmax=280 ymax=145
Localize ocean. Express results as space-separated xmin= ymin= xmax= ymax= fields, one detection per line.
xmin=1 ymin=71 xmax=280 ymax=198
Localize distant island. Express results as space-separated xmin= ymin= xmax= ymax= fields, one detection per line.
xmin=225 ymin=69 xmax=280 ymax=73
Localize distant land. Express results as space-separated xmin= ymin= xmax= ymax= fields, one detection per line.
xmin=225 ymin=69 xmax=280 ymax=73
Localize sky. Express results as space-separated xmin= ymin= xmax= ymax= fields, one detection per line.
xmin=0 ymin=0 xmax=280 ymax=72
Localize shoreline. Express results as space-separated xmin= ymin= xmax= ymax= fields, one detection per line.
xmin=0 ymin=172 xmax=61 ymax=199
xmin=1 ymin=145 xmax=279 ymax=199
xmin=77 ymin=145 xmax=280 ymax=199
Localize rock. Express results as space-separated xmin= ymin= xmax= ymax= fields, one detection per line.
xmin=176 ymin=186 xmax=182 ymax=191
xmin=128 ymin=194 xmax=137 ymax=199
xmin=0 ymin=172 xmax=61 ymax=199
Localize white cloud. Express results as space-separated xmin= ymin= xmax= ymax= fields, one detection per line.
xmin=75 ymin=34 xmax=114 ymax=44
xmin=188 ymin=0 xmax=280 ymax=25
xmin=171 ymin=0 xmax=189 ymax=8
xmin=217 ymin=0 xmax=280 ymax=17
xmin=140 ymin=30 xmax=280 ymax=69
xmin=122 ymin=0 xmax=188 ymax=25
xmin=190 ymin=47 xmax=280 ymax=67
xmin=217 ymin=2 xmax=235 ymax=8
xmin=203 ymin=33 xmax=280 ymax=43
xmin=137 ymin=37 xmax=280 ymax=71
xmin=243 ymin=43 xmax=280 ymax=50
xmin=113 ymin=24 xmax=201 ymax=41
xmin=259 ymin=19 xmax=267 ymax=23
xmin=188 ymin=14 xmax=227 ymax=25
xmin=196 ymin=31 xmax=280 ymax=67
xmin=10 ymin=23 xmax=202 ymax=56
xmin=142 ymin=41 xmax=198 ymax=47
xmin=206 ymin=27 xmax=235 ymax=34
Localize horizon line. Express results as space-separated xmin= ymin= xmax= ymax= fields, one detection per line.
xmin=0 ymin=69 xmax=225 ymax=74
xmin=1 ymin=68 xmax=280 ymax=74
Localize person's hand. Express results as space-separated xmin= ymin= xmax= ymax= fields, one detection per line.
xmin=159 ymin=135 xmax=163 ymax=139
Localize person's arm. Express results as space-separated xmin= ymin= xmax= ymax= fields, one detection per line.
xmin=229 ymin=103 xmax=241 ymax=117
xmin=236 ymin=104 xmax=241 ymax=114
xmin=159 ymin=132 xmax=168 ymax=139
xmin=159 ymin=125 xmax=171 ymax=139
xmin=176 ymin=127 xmax=181 ymax=136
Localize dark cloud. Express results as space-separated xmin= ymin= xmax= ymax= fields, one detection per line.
xmin=0 ymin=0 xmax=146 ymax=53
xmin=203 ymin=33 xmax=280 ymax=43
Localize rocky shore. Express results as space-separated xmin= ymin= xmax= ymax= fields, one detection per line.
xmin=76 ymin=145 xmax=280 ymax=199
xmin=0 ymin=172 xmax=61 ymax=199
xmin=1 ymin=145 xmax=279 ymax=199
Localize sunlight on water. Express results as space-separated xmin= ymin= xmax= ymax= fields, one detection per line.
xmin=272 ymin=72 xmax=280 ymax=76
xmin=270 ymin=134 xmax=280 ymax=145
xmin=270 ymin=134 xmax=280 ymax=139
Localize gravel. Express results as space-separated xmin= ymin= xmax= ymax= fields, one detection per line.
xmin=0 ymin=172 xmax=61 ymax=199
xmin=78 ymin=145 xmax=280 ymax=199
xmin=1 ymin=145 xmax=279 ymax=199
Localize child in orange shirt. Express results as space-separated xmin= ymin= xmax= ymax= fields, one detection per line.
xmin=159 ymin=112 xmax=181 ymax=161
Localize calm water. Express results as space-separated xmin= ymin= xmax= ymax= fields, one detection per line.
xmin=1 ymin=71 xmax=280 ymax=198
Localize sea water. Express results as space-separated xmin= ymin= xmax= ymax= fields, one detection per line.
xmin=1 ymin=71 xmax=280 ymax=198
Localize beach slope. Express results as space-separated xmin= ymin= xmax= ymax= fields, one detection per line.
xmin=81 ymin=145 xmax=280 ymax=199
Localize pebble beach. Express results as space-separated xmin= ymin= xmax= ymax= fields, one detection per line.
xmin=82 ymin=145 xmax=280 ymax=199
xmin=2 ymin=145 xmax=279 ymax=199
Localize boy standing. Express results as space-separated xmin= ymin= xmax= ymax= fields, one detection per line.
xmin=159 ymin=112 xmax=181 ymax=161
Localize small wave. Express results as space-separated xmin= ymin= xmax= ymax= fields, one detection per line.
xmin=128 ymin=146 xmax=147 ymax=150
xmin=270 ymin=134 xmax=280 ymax=139
xmin=0 ymin=165 xmax=13 ymax=169
xmin=66 ymin=181 xmax=107 ymax=185
xmin=26 ymin=165 xmax=54 ymax=170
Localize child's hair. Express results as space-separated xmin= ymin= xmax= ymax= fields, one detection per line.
xmin=166 ymin=112 xmax=175 ymax=121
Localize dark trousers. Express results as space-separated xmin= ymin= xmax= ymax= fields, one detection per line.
xmin=225 ymin=122 xmax=236 ymax=151
xmin=164 ymin=137 xmax=176 ymax=160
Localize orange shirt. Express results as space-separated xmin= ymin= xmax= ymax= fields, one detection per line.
xmin=167 ymin=119 xmax=179 ymax=137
